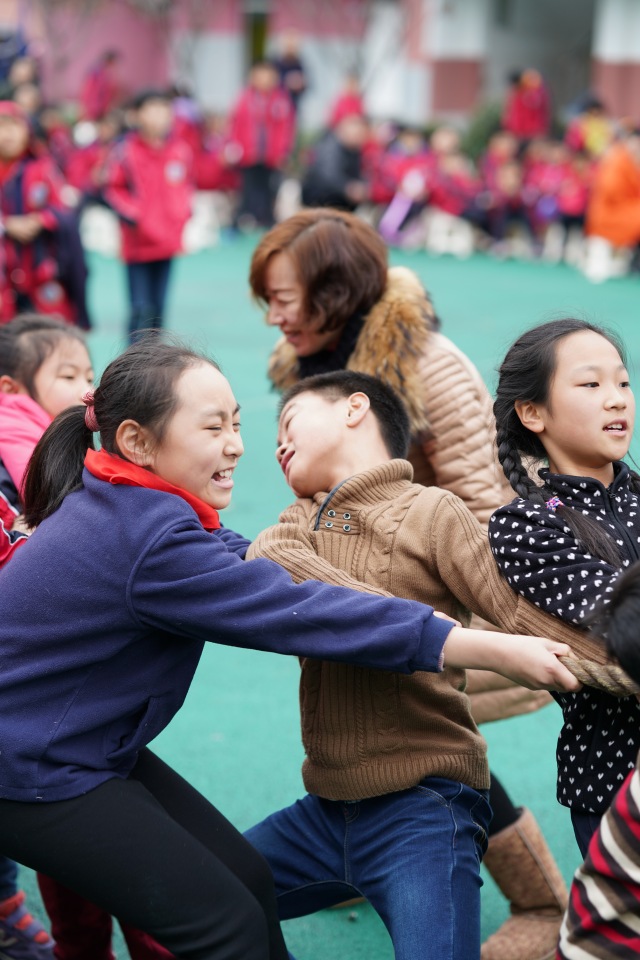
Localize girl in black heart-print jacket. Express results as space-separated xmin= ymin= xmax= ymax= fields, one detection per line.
xmin=489 ymin=317 xmax=640 ymax=858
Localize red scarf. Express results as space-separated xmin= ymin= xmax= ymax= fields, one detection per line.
xmin=84 ymin=448 xmax=221 ymax=531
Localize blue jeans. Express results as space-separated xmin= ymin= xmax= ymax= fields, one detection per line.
xmin=0 ymin=856 xmax=18 ymax=901
xmin=126 ymin=258 xmax=173 ymax=340
xmin=570 ymin=809 xmax=603 ymax=858
xmin=245 ymin=778 xmax=491 ymax=960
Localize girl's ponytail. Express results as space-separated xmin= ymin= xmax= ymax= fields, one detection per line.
xmin=23 ymin=406 xmax=95 ymax=527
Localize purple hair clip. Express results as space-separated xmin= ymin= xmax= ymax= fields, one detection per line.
xmin=545 ymin=496 xmax=564 ymax=512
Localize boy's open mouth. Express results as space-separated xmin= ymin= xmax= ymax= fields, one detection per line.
xmin=280 ymin=450 xmax=293 ymax=477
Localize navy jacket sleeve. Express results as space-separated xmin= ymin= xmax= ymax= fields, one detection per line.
xmin=489 ymin=500 xmax=620 ymax=625
xmin=213 ymin=526 xmax=251 ymax=559
xmin=129 ymin=515 xmax=452 ymax=674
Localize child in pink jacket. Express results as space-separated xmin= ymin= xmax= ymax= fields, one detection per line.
xmin=0 ymin=315 xmax=92 ymax=529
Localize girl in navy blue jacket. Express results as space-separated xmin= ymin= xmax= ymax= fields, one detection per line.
xmin=489 ymin=317 xmax=640 ymax=857
xmin=0 ymin=338 xmax=575 ymax=960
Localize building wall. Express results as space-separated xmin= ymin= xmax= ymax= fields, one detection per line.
xmin=172 ymin=32 xmax=245 ymax=113
xmin=18 ymin=0 xmax=170 ymax=105
xmin=8 ymin=0 xmax=431 ymax=128
xmin=0 ymin=0 xmax=630 ymax=130
xmin=591 ymin=0 xmax=640 ymax=119
xmin=171 ymin=0 xmax=244 ymax=114
xmin=420 ymin=0 xmax=490 ymax=116
xmin=280 ymin=0 xmax=430 ymax=129
xmin=484 ymin=0 xmax=596 ymax=118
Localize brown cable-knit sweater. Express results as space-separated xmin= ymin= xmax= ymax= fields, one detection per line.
xmin=268 ymin=266 xmax=530 ymax=722
xmin=248 ymin=460 xmax=606 ymax=802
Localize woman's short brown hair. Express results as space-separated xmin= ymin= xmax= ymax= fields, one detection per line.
xmin=249 ymin=208 xmax=388 ymax=333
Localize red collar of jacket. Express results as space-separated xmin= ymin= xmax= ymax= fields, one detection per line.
xmin=0 ymin=153 xmax=26 ymax=186
xmin=84 ymin=448 xmax=221 ymax=530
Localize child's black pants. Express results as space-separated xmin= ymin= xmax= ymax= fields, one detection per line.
xmin=0 ymin=749 xmax=288 ymax=960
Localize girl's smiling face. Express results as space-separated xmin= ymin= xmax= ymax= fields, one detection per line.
xmin=516 ymin=329 xmax=635 ymax=485
xmin=146 ymin=363 xmax=244 ymax=510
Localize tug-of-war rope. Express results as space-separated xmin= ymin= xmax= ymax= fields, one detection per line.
xmin=559 ymin=657 xmax=640 ymax=697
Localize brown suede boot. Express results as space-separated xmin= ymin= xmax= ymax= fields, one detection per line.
xmin=481 ymin=808 xmax=568 ymax=960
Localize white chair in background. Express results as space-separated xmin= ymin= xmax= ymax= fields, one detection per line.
xmin=424 ymin=209 xmax=475 ymax=258
xmin=581 ymin=235 xmax=631 ymax=283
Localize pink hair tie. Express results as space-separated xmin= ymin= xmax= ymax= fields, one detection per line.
xmin=545 ymin=496 xmax=564 ymax=512
xmin=82 ymin=390 xmax=99 ymax=432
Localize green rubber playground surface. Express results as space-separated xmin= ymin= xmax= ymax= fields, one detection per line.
xmin=20 ymin=238 xmax=640 ymax=957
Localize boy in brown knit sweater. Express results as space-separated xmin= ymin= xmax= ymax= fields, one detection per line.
xmin=244 ymin=371 xmax=594 ymax=960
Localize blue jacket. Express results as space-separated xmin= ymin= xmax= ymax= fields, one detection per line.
xmin=0 ymin=471 xmax=452 ymax=801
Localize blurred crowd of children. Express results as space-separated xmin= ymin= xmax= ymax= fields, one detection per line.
xmin=0 ymin=48 xmax=639 ymax=340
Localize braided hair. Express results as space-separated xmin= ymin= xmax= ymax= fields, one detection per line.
xmin=494 ymin=318 xmax=639 ymax=567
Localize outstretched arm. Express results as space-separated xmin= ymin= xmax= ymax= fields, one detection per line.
xmin=442 ymin=626 xmax=579 ymax=693
xmin=131 ymin=512 xmax=452 ymax=676
xmin=249 ymin=503 xmax=579 ymax=692
xmin=423 ymin=491 xmax=614 ymax=664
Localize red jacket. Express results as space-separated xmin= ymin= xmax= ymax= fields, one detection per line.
xmin=557 ymin=163 xmax=590 ymax=217
xmin=328 ymin=93 xmax=365 ymax=128
xmin=0 ymin=151 xmax=75 ymax=322
xmin=229 ymin=87 xmax=294 ymax=169
xmin=502 ymin=86 xmax=550 ymax=140
xmin=429 ymin=163 xmax=479 ymax=216
xmin=0 ymin=518 xmax=25 ymax=567
xmin=378 ymin=149 xmax=434 ymax=201
xmin=80 ymin=64 xmax=120 ymax=121
xmin=105 ymin=133 xmax=194 ymax=263
xmin=194 ymin=126 xmax=240 ymax=192
xmin=45 ymin=124 xmax=74 ymax=175
xmin=66 ymin=141 xmax=111 ymax=194
xmin=173 ymin=114 xmax=203 ymax=154
xmin=524 ymin=159 xmax=565 ymax=199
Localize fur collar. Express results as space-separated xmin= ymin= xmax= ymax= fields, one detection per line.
xmin=267 ymin=266 xmax=436 ymax=436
